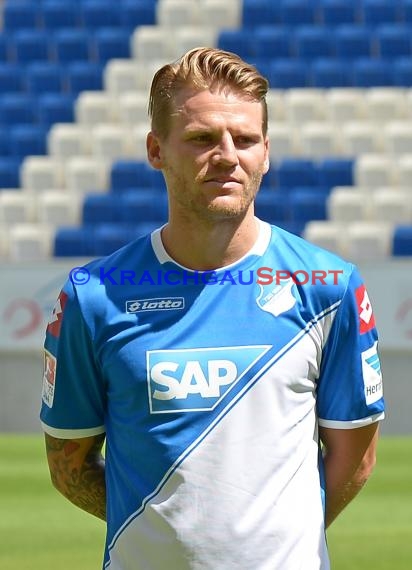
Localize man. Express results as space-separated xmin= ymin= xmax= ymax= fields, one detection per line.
xmin=41 ymin=47 xmax=385 ymax=569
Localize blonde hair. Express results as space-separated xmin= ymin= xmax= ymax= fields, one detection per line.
xmin=148 ymin=47 xmax=269 ymax=138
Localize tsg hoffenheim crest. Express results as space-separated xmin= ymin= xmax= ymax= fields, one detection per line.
xmin=256 ymin=278 xmax=296 ymax=317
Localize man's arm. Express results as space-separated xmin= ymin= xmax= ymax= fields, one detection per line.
xmin=44 ymin=432 xmax=106 ymax=521
xmin=319 ymin=422 xmax=380 ymax=528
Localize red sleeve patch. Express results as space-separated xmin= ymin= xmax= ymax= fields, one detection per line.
xmin=355 ymin=284 xmax=376 ymax=334
xmin=46 ymin=290 xmax=68 ymax=338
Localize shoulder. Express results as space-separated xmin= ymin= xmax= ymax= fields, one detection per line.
xmin=266 ymin=223 xmax=356 ymax=295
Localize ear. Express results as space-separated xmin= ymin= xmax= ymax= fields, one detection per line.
xmin=263 ymin=136 xmax=270 ymax=175
xmin=146 ymin=131 xmax=163 ymax=170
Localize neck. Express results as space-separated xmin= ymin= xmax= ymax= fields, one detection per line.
xmin=161 ymin=210 xmax=259 ymax=270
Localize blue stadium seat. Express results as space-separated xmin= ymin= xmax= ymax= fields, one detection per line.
xmin=25 ymin=62 xmax=65 ymax=94
xmin=0 ymin=93 xmax=37 ymax=126
xmin=269 ymin=59 xmax=310 ymax=88
xmin=374 ymin=25 xmax=412 ymax=58
xmin=289 ymin=188 xmax=327 ymax=224
xmin=80 ymin=1 xmax=120 ymax=30
xmin=254 ymin=26 xmax=292 ymax=59
xmin=92 ymin=223 xmax=137 ymax=256
xmin=0 ymin=158 xmax=21 ymax=188
xmin=217 ymin=30 xmax=254 ymax=61
xmin=292 ymin=26 xmax=335 ymax=60
xmin=3 ymin=1 xmax=40 ymax=31
xmin=310 ymin=58 xmax=353 ymax=87
xmin=52 ymin=28 xmax=93 ymax=62
xmin=334 ymin=26 xmax=373 ymax=59
xmin=11 ymin=30 xmax=51 ymax=63
xmin=66 ymin=62 xmax=104 ymax=95
xmin=242 ymin=0 xmax=279 ymax=27
xmin=9 ymin=125 xmax=48 ymax=159
xmin=82 ymin=193 xmax=123 ymax=224
xmin=400 ymin=0 xmax=412 ymax=23
xmin=0 ymin=130 xmax=10 ymax=157
xmin=37 ymin=93 xmax=75 ymax=127
xmin=110 ymin=161 xmax=163 ymax=192
xmin=319 ymin=0 xmax=358 ymax=25
xmin=392 ymin=57 xmax=412 ymax=86
xmin=0 ymin=63 xmax=24 ymax=93
xmin=53 ymin=226 xmax=95 ymax=257
xmin=392 ymin=225 xmax=412 ymax=256
xmin=359 ymin=0 xmax=400 ymax=25
xmin=276 ymin=159 xmax=317 ymax=188
xmin=352 ymin=58 xmax=392 ymax=87
xmin=254 ymin=192 xmax=290 ymax=223
xmin=120 ymin=191 xmax=168 ymax=224
xmin=0 ymin=32 xmax=13 ymax=62
xmin=118 ymin=0 xmax=156 ymax=32
xmin=316 ymin=158 xmax=354 ymax=189
xmin=40 ymin=1 xmax=79 ymax=30
xmin=93 ymin=28 xmax=131 ymax=63
xmin=278 ymin=1 xmax=318 ymax=26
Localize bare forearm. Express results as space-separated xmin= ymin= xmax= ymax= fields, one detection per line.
xmin=323 ymin=456 xmax=370 ymax=528
xmin=45 ymin=433 xmax=107 ymax=521
xmin=320 ymin=423 xmax=379 ymax=528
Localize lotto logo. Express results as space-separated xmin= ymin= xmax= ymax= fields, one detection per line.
xmin=355 ymin=285 xmax=376 ymax=334
xmin=47 ymin=290 xmax=68 ymax=338
xmin=126 ymin=297 xmax=184 ymax=313
xmin=147 ymin=345 xmax=270 ymax=413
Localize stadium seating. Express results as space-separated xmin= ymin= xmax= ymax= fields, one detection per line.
xmin=1 ymin=0 xmax=412 ymax=261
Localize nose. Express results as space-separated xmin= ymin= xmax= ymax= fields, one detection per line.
xmin=211 ymin=133 xmax=239 ymax=167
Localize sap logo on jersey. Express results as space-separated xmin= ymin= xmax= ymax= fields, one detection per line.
xmin=147 ymin=345 xmax=270 ymax=413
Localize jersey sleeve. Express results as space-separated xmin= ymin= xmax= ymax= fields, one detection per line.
xmin=317 ymin=266 xmax=385 ymax=429
xmin=40 ymin=279 xmax=106 ymax=438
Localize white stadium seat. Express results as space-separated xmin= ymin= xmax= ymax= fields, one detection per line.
xmin=268 ymin=122 xmax=300 ymax=158
xmin=156 ymin=0 xmax=200 ymax=27
xmin=340 ymin=122 xmax=382 ymax=156
xmin=354 ymin=154 xmax=397 ymax=187
xmin=90 ymin=124 xmax=135 ymax=160
xmin=130 ymin=124 xmax=150 ymax=160
xmin=383 ymin=121 xmax=412 ymax=155
xmin=36 ymin=191 xmax=81 ymax=226
xmin=173 ymin=27 xmax=218 ymax=60
xmin=64 ymin=156 xmax=109 ymax=193
xmin=8 ymin=223 xmax=53 ymax=261
xmin=266 ymin=90 xmax=286 ymax=122
xmin=75 ymin=91 xmax=117 ymax=126
xmin=364 ymin=88 xmax=408 ymax=123
xmin=345 ymin=221 xmax=393 ymax=261
xmin=327 ymin=187 xmax=369 ymax=222
xmin=284 ymin=89 xmax=326 ymax=124
xmin=303 ymin=221 xmax=346 ymax=256
xmin=118 ymin=91 xmax=149 ymax=126
xmin=325 ymin=88 xmax=367 ymax=123
xmin=130 ymin=26 xmax=174 ymax=61
xmin=371 ymin=189 xmax=412 ymax=223
xmin=201 ymin=0 xmax=241 ymax=28
xmin=103 ymin=59 xmax=142 ymax=94
xmin=300 ymin=122 xmax=341 ymax=157
xmin=47 ymin=124 xmax=91 ymax=158
xmin=0 ymin=190 xmax=35 ymax=225
xmin=21 ymin=157 xmax=64 ymax=192
xmin=395 ymin=154 xmax=412 ymax=187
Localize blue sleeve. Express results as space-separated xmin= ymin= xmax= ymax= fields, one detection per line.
xmin=40 ymin=279 xmax=106 ymax=437
xmin=317 ymin=266 xmax=385 ymax=428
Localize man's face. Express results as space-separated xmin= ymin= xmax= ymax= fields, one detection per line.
xmin=147 ymin=87 xmax=270 ymax=223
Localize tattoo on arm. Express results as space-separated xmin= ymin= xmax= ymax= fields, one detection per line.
xmin=45 ymin=433 xmax=107 ymax=521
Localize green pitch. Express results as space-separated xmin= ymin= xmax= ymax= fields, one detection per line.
xmin=0 ymin=434 xmax=411 ymax=570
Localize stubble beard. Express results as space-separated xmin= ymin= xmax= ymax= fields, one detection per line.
xmin=165 ymin=164 xmax=265 ymax=223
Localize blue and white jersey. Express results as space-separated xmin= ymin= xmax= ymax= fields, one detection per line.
xmin=40 ymin=219 xmax=384 ymax=570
